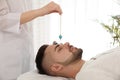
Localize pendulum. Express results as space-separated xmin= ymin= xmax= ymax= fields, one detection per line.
xmin=59 ymin=34 xmax=62 ymax=40
xmin=59 ymin=15 xmax=62 ymax=40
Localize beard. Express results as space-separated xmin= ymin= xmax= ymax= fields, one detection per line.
xmin=62 ymin=48 xmax=83 ymax=65
xmin=73 ymin=48 xmax=83 ymax=60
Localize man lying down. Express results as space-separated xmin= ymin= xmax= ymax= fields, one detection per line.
xmin=35 ymin=41 xmax=120 ymax=80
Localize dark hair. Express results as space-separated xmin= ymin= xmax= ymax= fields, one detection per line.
xmin=35 ymin=44 xmax=48 ymax=74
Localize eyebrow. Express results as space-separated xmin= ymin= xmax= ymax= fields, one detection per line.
xmin=54 ymin=44 xmax=60 ymax=51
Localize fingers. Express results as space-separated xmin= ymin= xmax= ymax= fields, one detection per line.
xmin=56 ymin=4 xmax=62 ymax=15
xmin=46 ymin=1 xmax=62 ymax=15
xmin=52 ymin=1 xmax=62 ymax=15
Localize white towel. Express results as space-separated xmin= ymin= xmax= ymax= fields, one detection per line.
xmin=17 ymin=70 xmax=75 ymax=80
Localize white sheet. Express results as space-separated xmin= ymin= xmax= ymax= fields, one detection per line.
xmin=76 ymin=47 xmax=120 ymax=80
xmin=17 ymin=70 xmax=75 ymax=80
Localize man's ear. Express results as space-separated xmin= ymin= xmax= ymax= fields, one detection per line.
xmin=50 ymin=63 xmax=63 ymax=72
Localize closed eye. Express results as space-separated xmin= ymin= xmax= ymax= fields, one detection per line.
xmin=55 ymin=44 xmax=60 ymax=51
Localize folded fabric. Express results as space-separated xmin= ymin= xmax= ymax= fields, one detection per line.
xmin=17 ymin=70 xmax=75 ymax=80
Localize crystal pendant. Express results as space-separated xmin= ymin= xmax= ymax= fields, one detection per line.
xmin=59 ymin=34 xmax=62 ymax=40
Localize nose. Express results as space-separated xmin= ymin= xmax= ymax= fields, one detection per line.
xmin=64 ymin=42 xmax=70 ymax=48
xmin=59 ymin=42 xmax=70 ymax=49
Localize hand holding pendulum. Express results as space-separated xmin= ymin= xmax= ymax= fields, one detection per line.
xmin=59 ymin=15 xmax=62 ymax=40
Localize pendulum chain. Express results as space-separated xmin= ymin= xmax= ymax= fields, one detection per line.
xmin=59 ymin=15 xmax=62 ymax=40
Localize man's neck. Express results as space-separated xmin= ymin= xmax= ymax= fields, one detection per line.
xmin=63 ymin=59 xmax=85 ymax=78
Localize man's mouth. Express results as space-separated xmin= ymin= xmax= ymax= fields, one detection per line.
xmin=69 ymin=45 xmax=77 ymax=52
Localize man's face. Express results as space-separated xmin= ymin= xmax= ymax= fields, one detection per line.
xmin=44 ymin=42 xmax=83 ymax=65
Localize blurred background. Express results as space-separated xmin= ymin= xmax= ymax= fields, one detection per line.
xmin=32 ymin=0 xmax=120 ymax=60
